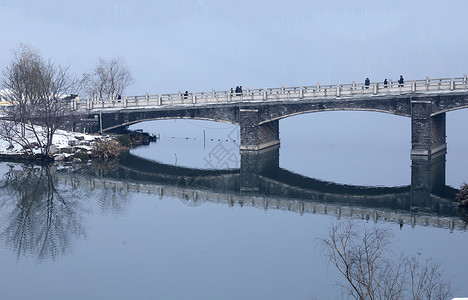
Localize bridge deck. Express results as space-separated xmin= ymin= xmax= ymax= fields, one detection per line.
xmin=72 ymin=75 xmax=468 ymax=111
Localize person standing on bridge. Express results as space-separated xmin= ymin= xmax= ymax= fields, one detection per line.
xmin=399 ymin=75 xmax=404 ymax=87
xmin=384 ymin=79 xmax=388 ymax=88
xmin=235 ymin=86 xmax=243 ymax=96
xmin=365 ymin=78 xmax=370 ymax=89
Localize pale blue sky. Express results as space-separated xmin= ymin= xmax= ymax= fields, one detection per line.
xmin=1 ymin=0 xmax=467 ymax=95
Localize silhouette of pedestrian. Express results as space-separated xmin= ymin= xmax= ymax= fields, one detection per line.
xmin=384 ymin=79 xmax=388 ymax=88
xmin=183 ymin=91 xmax=188 ymax=99
xmin=235 ymin=86 xmax=240 ymax=96
xmin=239 ymin=85 xmax=243 ymax=95
xmin=230 ymin=88 xmax=234 ymax=95
xmin=398 ymin=75 xmax=404 ymax=87
xmin=365 ymin=78 xmax=370 ymax=89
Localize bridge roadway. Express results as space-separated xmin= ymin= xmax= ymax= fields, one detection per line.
xmin=71 ymin=75 xmax=468 ymax=157
xmin=55 ymin=150 xmax=465 ymax=232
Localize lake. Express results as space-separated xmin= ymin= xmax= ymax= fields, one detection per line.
xmin=0 ymin=110 xmax=467 ymax=299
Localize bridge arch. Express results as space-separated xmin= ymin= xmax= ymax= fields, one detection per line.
xmin=432 ymin=104 xmax=468 ymax=116
xmin=276 ymin=111 xmax=411 ymax=185
xmin=259 ymin=107 xmax=411 ymax=125
xmin=97 ymin=105 xmax=240 ymax=132
xmin=105 ymin=116 xmax=238 ymax=132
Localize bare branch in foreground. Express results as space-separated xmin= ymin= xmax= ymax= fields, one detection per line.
xmin=319 ymin=221 xmax=452 ymax=300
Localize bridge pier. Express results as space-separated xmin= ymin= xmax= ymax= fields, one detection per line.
xmin=411 ymin=99 xmax=446 ymax=158
xmin=239 ymin=108 xmax=280 ymax=151
xmin=240 ymin=145 xmax=280 ymax=192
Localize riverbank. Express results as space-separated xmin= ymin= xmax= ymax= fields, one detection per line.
xmin=0 ymin=126 xmax=159 ymax=163
xmin=0 ymin=129 xmax=115 ymax=162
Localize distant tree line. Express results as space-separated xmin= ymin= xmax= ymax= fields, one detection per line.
xmin=0 ymin=44 xmax=134 ymax=159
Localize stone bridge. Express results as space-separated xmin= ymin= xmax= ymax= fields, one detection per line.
xmin=56 ymin=148 xmax=465 ymax=231
xmin=71 ymin=75 xmax=468 ymax=158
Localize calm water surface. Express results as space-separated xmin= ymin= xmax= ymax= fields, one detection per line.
xmin=0 ymin=110 xmax=467 ymax=300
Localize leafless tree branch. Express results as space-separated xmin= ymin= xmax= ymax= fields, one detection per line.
xmin=86 ymin=57 xmax=134 ymax=99
xmin=0 ymin=44 xmax=79 ymax=158
xmin=319 ymin=221 xmax=452 ymax=300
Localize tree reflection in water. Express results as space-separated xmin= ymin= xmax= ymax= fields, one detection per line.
xmin=0 ymin=163 xmax=87 ymax=262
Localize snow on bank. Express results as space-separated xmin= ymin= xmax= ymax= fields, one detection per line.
xmin=0 ymin=124 xmax=107 ymax=159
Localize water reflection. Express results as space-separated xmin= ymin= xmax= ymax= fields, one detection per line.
xmin=65 ymin=147 xmax=464 ymax=230
xmin=0 ymin=147 xmax=464 ymax=263
xmin=85 ymin=162 xmax=132 ymax=215
xmin=0 ymin=163 xmax=86 ymax=262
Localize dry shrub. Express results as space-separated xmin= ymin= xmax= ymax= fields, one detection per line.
xmin=456 ymin=183 xmax=468 ymax=207
xmin=91 ymin=139 xmax=129 ymax=160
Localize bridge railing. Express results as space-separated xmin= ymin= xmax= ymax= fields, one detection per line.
xmin=71 ymin=75 xmax=468 ymax=111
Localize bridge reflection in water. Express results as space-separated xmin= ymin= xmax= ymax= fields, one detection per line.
xmin=58 ymin=146 xmax=465 ymax=232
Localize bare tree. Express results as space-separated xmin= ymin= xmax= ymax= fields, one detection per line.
xmin=319 ymin=221 xmax=452 ymax=300
xmin=86 ymin=57 xmax=134 ymax=99
xmin=0 ymin=44 xmax=79 ymax=158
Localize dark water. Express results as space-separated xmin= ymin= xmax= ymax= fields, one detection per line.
xmin=0 ymin=110 xmax=467 ymax=299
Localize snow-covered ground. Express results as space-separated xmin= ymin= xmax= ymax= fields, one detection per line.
xmin=0 ymin=124 xmax=106 ymax=159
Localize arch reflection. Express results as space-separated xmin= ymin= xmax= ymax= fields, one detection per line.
xmin=0 ymin=147 xmax=464 ymax=262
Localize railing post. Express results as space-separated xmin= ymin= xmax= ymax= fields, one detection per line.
xmin=336 ymin=85 xmax=341 ymax=97
xmin=158 ymin=95 xmax=162 ymax=105
xmin=212 ymin=89 xmax=218 ymax=103
xmin=299 ymin=87 xmax=303 ymax=99
xmin=412 ymin=80 xmax=416 ymax=92
xmin=145 ymin=92 xmax=149 ymax=106
xmin=464 ymin=74 xmax=468 ymax=88
xmin=425 ymin=76 xmax=430 ymax=90
xmin=192 ymin=93 xmax=196 ymax=104
xmin=450 ymin=78 xmax=455 ymax=90
xmin=373 ymin=83 xmax=378 ymax=95
xmin=263 ymin=89 xmax=267 ymax=101
xmin=123 ymin=96 xmax=127 ymax=108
